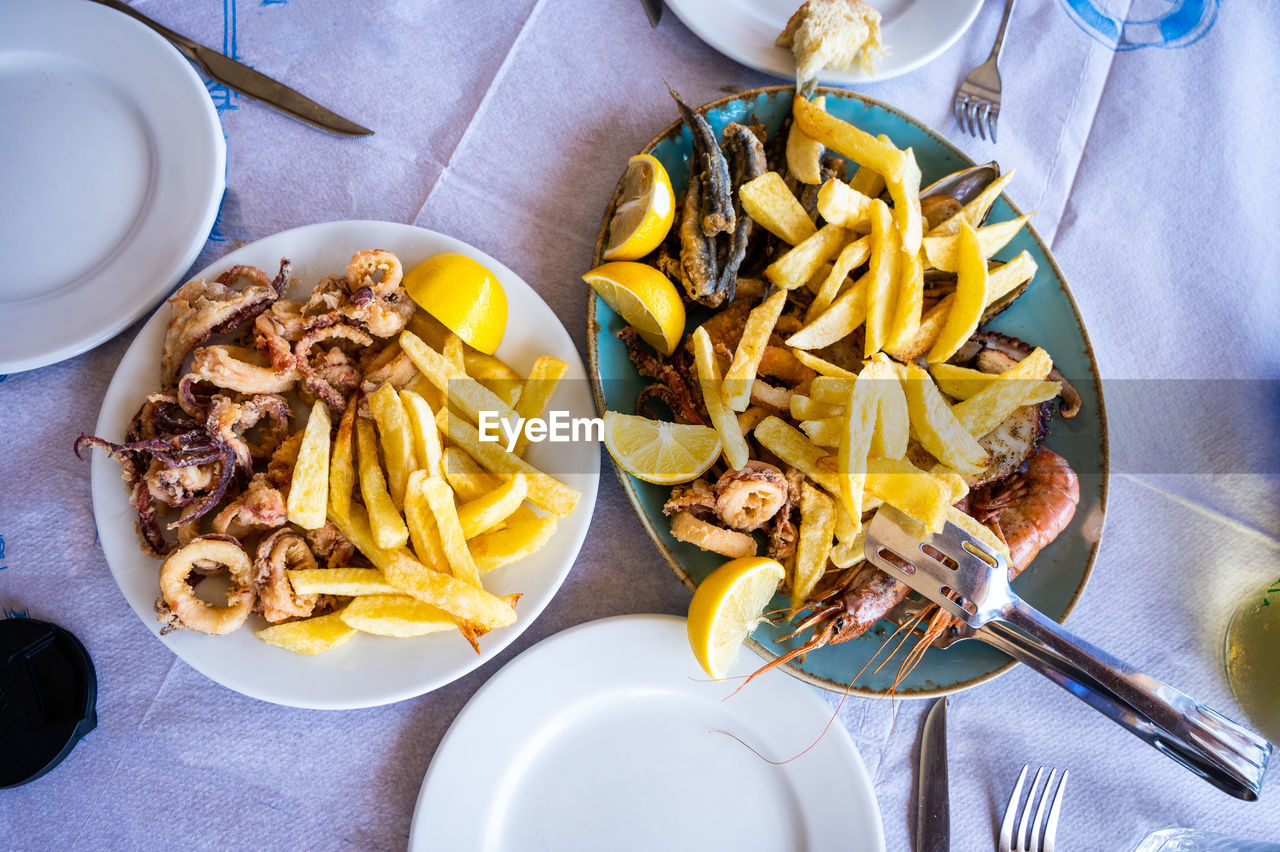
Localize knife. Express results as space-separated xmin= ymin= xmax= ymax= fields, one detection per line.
xmin=85 ymin=0 xmax=373 ymax=137
xmin=915 ymin=696 xmax=950 ymax=852
xmin=640 ymin=0 xmax=663 ymax=27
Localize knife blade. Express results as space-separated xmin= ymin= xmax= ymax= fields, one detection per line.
xmin=915 ymin=696 xmax=950 ymax=852
xmin=640 ymin=0 xmax=663 ymax=27
xmin=86 ymin=0 xmax=372 ymax=137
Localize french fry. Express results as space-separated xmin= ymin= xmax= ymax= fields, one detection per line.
xmin=808 ymin=235 xmax=871 ymax=321
xmin=923 ymin=214 xmax=1030 ymax=272
xmin=401 ymin=388 xmax=444 ymax=479
xmin=399 ymin=330 xmax=519 ymax=431
xmin=329 ymin=404 xmax=356 ymax=520
xmin=404 ymin=472 xmax=449 ymax=571
xmin=863 ymin=457 xmax=952 ymax=531
xmin=736 ymin=405 xmax=770 ymax=435
xmin=724 ymin=289 xmax=787 ymax=411
xmin=286 ymin=400 xmax=331 ymax=530
xmin=816 ymin=180 xmax=874 ymax=230
xmin=339 ymin=594 xmax=456 ymax=637
xmin=927 ymin=219 xmax=988 ymax=363
xmin=837 ymin=371 xmax=878 ymax=522
xmin=443 ymin=333 xmax=467 ymax=373
xmin=864 ymin=357 xmax=909 ymax=460
xmin=951 ymin=347 xmax=1054 ymax=437
xmin=457 ymin=473 xmax=528 ymax=539
xmin=790 ymin=394 xmax=842 ymax=421
xmin=800 ymin=417 xmax=843 ymax=448
xmin=888 ymin=248 xmax=923 ymax=349
xmin=785 ymin=94 xmax=826 ymax=185
xmin=901 ymin=364 xmax=990 ymax=475
xmin=785 ymin=272 xmax=869 ymax=350
xmin=754 ymin=415 xmax=841 ymax=495
xmin=507 ymin=504 xmax=540 ymax=525
xmin=765 ymin=224 xmax=850 ymax=290
xmin=368 ymin=382 xmax=415 ymax=510
xmin=441 ymin=447 xmax=505 ymax=502
xmin=848 ymin=146 xmax=888 ymax=198
xmin=356 ymin=417 xmax=409 ymax=549
xmin=927 ymin=170 xmax=1015 ymax=238
xmin=810 ymin=376 xmax=856 ymax=403
xmin=255 ymin=611 xmax=356 ymax=655
xmin=802 ymin=263 xmax=834 ymax=294
xmin=886 ymin=148 xmax=923 ymax=255
xmin=692 ymin=326 xmax=751 ymax=470
xmin=830 ymin=529 xmax=867 ymax=569
xmin=791 ymin=482 xmax=836 ymax=614
xmin=944 ymin=506 xmax=1012 ymax=564
xmin=513 ymin=355 xmax=568 ymax=453
xmin=330 ymin=504 xmax=517 ymax=630
xmin=436 ymin=410 xmax=580 ymax=516
xmin=930 ymin=363 xmax=1060 ymax=404
xmin=791 ymin=349 xmax=858 ymax=378
xmin=414 ymin=473 xmax=482 ymax=587
xmin=469 ymin=515 xmax=560 ymax=574
xmin=739 ymin=171 xmax=818 ymax=245
xmin=792 ymin=94 xmax=906 ymax=182
xmin=287 ymin=567 xmax=399 ymax=597
xmin=864 ymin=199 xmax=900 ymax=356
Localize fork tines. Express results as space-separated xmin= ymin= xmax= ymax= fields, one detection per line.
xmin=999 ymin=764 xmax=1068 ymax=852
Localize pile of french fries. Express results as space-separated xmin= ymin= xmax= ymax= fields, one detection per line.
xmin=676 ymin=94 xmax=1063 ymax=611
xmin=256 ymin=312 xmax=578 ymax=655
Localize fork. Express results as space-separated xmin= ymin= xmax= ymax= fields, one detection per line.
xmin=999 ymin=765 xmax=1067 ymax=852
xmin=954 ymin=0 xmax=1017 ymax=141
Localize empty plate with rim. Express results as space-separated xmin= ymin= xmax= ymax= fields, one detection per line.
xmin=410 ymin=614 xmax=885 ymax=851
xmin=0 ymin=0 xmax=225 ymax=373
xmin=665 ymin=0 xmax=983 ymax=84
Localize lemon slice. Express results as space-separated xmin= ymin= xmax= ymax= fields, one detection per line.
xmin=602 ymin=153 xmax=676 ymax=261
xmin=602 ymin=410 xmax=720 ymax=485
xmin=584 ymin=261 xmax=685 ymax=357
xmin=687 ymin=556 xmax=786 ymax=679
xmin=403 ymin=253 xmax=508 ymax=355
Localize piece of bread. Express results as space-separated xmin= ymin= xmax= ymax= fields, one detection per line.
xmin=776 ymin=0 xmax=885 ymax=83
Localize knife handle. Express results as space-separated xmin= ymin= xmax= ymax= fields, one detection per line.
xmin=84 ymin=0 xmax=202 ymax=62
xmin=977 ymin=617 xmax=1272 ymax=801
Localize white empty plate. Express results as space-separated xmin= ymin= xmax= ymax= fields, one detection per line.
xmin=410 ymin=614 xmax=884 ymax=851
xmin=0 ymin=0 xmax=224 ymax=373
xmin=667 ymin=0 xmax=983 ymax=84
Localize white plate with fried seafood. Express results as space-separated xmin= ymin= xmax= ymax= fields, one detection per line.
xmin=409 ymin=614 xmax=884 ymax=851
xmin=0 ymin=0 xmax=224 ymax=374
xmin=666 ymin=0 xmax=982 ymax=84
xmin=88 ymin=221 xmax=598 ymax=709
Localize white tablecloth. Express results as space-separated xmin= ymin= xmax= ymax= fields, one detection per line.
xmin=2 ymin=0 xmax=1277 ymax=848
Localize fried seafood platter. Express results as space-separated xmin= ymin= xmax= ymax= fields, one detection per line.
xmin=587 ymin=87 xmax=1106 ymax=697
xmin=85 ymin=221 xmax=597 ymax=709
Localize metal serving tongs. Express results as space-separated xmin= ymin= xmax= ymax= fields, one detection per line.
xmin=864 ymin=506 xmax=1273 ymax=801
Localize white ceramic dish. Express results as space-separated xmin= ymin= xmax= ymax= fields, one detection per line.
xmin=89 ymin=221 xmax=599 ymax=709
xmin=0 ymin=0 xmax=225 ymax=374
xmin=409 ymin=614 xmax=885 ymax=851
xmin=666 ymin=0 xmax=982 ymax=84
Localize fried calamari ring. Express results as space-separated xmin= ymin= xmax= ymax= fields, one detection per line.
xmin=158 ymin=536 xmax=255 ymax=635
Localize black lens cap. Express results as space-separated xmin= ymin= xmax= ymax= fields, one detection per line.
xmin=0 ymin=617 xmax=97 ymax=787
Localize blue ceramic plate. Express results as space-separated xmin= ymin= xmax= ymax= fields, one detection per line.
xmin=587 ymin=87 xmax=1108 ymax=697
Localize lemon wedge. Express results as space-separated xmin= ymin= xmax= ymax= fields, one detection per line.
xmin=602 ymin=410 xmax=720 ymax=485
xmin=584 ymin=261 xmax=685 ymax=356
xmin=404 ymin=253 xmax=508 ymax=355
xmin=687 ymin=556 xmax=786 ymax=679
xmin=602 ymin=153 xmax=676 ymax=261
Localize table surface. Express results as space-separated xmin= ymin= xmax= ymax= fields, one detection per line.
xmin=2 ymin=0 xmax=1278 ymax=849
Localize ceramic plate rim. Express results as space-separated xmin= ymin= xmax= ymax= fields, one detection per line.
xmin=0 ymin=0 xmax=225 ymax=374
xmin=586 ymin=85 xmax=1110 ymax=698
xmin=665 ymin=0 xmax=984 ymax=84
xmin=408 ymin=613 xmax=886 ymax=851
xmin=90 ymin=220 xmax=599 ymax=709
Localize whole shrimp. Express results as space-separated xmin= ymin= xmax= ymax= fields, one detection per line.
xmin=752 ymin=447 xmax=1079 ymax=684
